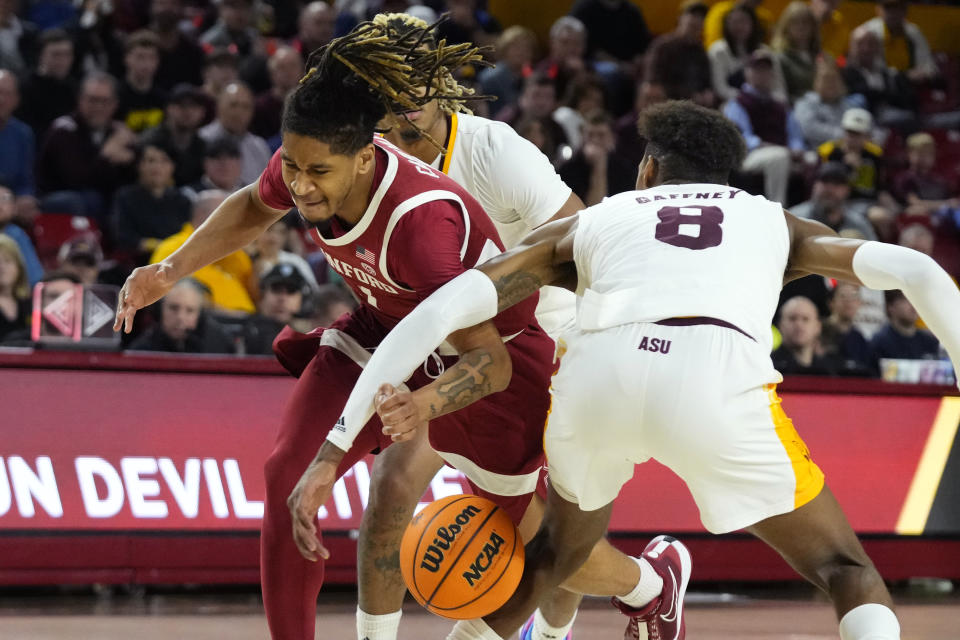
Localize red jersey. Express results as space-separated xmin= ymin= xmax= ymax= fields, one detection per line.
xmin=258 ymin=137 xmax=538 ymax=338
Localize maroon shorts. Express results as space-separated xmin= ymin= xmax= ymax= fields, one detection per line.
xmin=273 ymin=304 xmax=555 ymax=524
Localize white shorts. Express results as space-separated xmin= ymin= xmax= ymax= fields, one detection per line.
xmin=545 ymin=321 xmax=825 ymax=534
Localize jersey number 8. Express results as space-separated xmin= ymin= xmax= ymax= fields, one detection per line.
xmin=654 ymin=205 xmax=724 ymax=250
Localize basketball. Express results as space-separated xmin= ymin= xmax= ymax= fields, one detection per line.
xmin=400 ymin=495 xmax=525 ymax=620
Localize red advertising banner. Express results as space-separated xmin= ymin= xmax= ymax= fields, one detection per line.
xmin=0 ymin=355 xmax=956 ymax=536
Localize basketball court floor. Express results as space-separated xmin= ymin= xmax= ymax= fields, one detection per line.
xmin=0 ymin=584 xmax=956 ymax=639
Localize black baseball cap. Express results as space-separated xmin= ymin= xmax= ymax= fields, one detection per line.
xmin=204 ymin=136 xmax=241 ymax=159
xmin=815 ymin=161 xmax=851 ymax=184
xmin=169 ymin=83 xmax=207 ymax=107
xmin=262 ymin=263 xmax=308 ymax=294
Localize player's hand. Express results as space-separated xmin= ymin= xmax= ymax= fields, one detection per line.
xmin=376 ymin=383 xmax=428 ymax=443
xmin=287 ymin=442 xmax=344 ymax=562
xmin=113 ymin=262 xmax=178 ymax=333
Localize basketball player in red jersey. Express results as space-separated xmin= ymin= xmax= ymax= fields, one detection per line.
xmin=114 ymin=21 xmax=661 ymax=640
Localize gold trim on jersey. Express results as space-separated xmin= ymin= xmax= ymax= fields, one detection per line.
xmin=896 ymin=397 xmax=960 ymax=535
xmin=765 ymin=384 xmax=825 ymax=510
xmin=440 ymin=112 xmax=459 ymax=175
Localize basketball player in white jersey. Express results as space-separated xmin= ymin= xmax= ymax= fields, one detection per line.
xmin=342 ymin=13 xmax=663 ymax=640
xmin=335 ymin=101 xmax=960 ymax=640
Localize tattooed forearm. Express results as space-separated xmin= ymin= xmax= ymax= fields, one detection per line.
xmin=491 ymin=270 xmax=543 ymax=313
xmin=426 ymin=350 xmax=495 ymax=419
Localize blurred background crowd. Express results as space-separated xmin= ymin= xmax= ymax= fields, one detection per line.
xmin=0 ymin=0 xmax=957 ymax=381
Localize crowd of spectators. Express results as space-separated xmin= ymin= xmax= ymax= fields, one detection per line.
xmin=0 ymin=0 xmax=956 ymax=382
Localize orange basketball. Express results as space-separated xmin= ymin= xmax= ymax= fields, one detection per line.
xmin=400 ymin=494 xmax=524 ymax=620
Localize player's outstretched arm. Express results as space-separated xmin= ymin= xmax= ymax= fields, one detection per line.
xmin=786 ymin=211 xmax=960 ymax=386
xmin=114 ymin=180 xmax=289 ymax=333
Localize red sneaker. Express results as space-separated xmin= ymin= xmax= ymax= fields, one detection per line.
xmin=611 ymin=535 xmax=692 ymax=640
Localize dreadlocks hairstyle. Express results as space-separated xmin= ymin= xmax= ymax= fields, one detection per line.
xmin=637 ymin=100 xmax=747 ymax=185
xmin=282 ymin=16 xmax=491 ymax=154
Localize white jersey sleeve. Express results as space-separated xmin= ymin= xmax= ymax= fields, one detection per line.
xmin=468 ymin=119 xmax=572 ymax=230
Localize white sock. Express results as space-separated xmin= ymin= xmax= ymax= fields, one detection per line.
xmin=446 ymin=617 xmax=505 ymax=640
xmin=530 ymin=608 xmax=576 ymax=640
xmin=617 ymin=556 xmax=664 ymax=609
xmin=356 ymin=607 xmax=402 ymax=640
xmin=839 ymin=603 xmax=900 ymax=640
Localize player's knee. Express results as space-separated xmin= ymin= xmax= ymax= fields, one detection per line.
xmin=263 ymin=448 xmax=295 ymax=497
xmin=366 ymin=467 xmax=421 ymax=519
xmin=812 ymin=551 xmax=880 ymax=593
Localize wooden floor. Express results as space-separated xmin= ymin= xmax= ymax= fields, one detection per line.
xmin=0 ymin=585 xmax=956 ymax=639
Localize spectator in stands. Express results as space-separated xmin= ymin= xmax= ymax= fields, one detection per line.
xmin=771 ymin=1 xmax=820 ymax=102
xmin=794 ymin=58 xmax=861 ymax=149
xmin=149 ymin=0 xmax=204 ymax=90
xmin=0 ymin=70 xmax=37 ymax=223
xmin=708 ymin=4 xmax=784 ymax=103
xmin=533 ymin=16 xmax=589 ymax=107
xmin=558 ymin=111 xmax=635 ymax=207
xmin=858 ymin=0 xmax=938 ymax=84
xmin=151 ymin=189 xmax=256 ymax=314
xmin=15 ymin=28 xmax=76 ymax=140
xmin=644 ymin=1 xmax=713 ymax=105
xmin=56 ymin=232 xmax=102 ymax=285
xmin=201 ymin=48 xmax=240 ymax=119
xmin=117 ymin=30 xmax=167 ymax=134
xmin=251 ymin=46 xmax=303 ymax=144
xmin=570 ymin=0 xmax=650 ymax=68
xmin=0 ymin=0 xmax=35 ymax=76
xmin=128 ymin=278 xmax=234 ymax=353
xmin=499 ymin=73 xmax=568 ymax=161
xmin=37 ymin=72 xmax=137 ymax=219
xmin=552 ymin=75 xmax=605 ymax=152
xmin=810 ymin=0 xmax=849 ymax=60
xmin=512 ymin=116 xmax=556 ymax=165
xmin=199 ymin=82 xmax=271 ymax=185
xmin=820 ymin=281 xmax=874 ymax=376
xmin=292 ymin=2 xmax=336 ymax=58
xmin=477 ymin=26 xmax=537 ymax=114
xmin=842 ymin=27 xmax=916 ymax=129
xmin=817 ymin=107 xmax=885 ymax=202
xmin=142 ymin=84 xmax=208 ymax=187
xmin=0 ymin=183 xmax=41 ymax=285
xmin=437 ymin=0 xmax=501 ymax=49
xmin=724 ymin=49 xmax=805 ymax=205
xmin=772 ymin=296 xmax=839 ymax=375
xmin=186 ymin=135 xmax=244 ymax=196
xmin=241 ymin=262 xmax=308 ymax=355
xmin=897 ymin=222 xmax=934 ymax=258
xmin=307 ymin=283 xmax=356 ymax=330
xmin=870 ymin=289 xmax=940 ymax=364
xmin=250 ymin=219 xmax=318 ymax=292
xmin=613 ymin=78 xmax=665 ymax=170
xmin=791 ymin=162 xmax=877 ymax=240
xmin=200 ymin=0 xmax=262 ymax=58
xmin=112 ymin=140 xmax=192 ymax=257
xmin=704 ymin=0 xmax=773 ymax=49
xmin=0 ymin=233 xmax=30 ymax=342
xmin=894 ymin=132 xmax=960 ymax=219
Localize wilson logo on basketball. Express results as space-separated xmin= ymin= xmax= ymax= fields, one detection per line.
xmin=419 ymin=504 xmax=482 ymax=573
xmin=461 ymin=531 xmax=506 ymax=587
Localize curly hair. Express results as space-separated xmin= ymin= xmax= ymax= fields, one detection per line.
xmin=281 ymin=15 xmax=491 ymax=154
xmin=637 ymin=100 xmax=746 ymax=184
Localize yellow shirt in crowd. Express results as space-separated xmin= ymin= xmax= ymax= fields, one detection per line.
xmin=150 ymin=223 xmax=257 ymax=314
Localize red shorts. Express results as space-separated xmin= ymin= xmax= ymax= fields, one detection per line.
xmin=273 ymin=304 xmax=555 ymax=523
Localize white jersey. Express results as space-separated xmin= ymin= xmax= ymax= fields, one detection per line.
xmin=573 ymin=184 xmax=789 ymax=355
xmin=428 ymin=112 xmax=577 ymax=336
